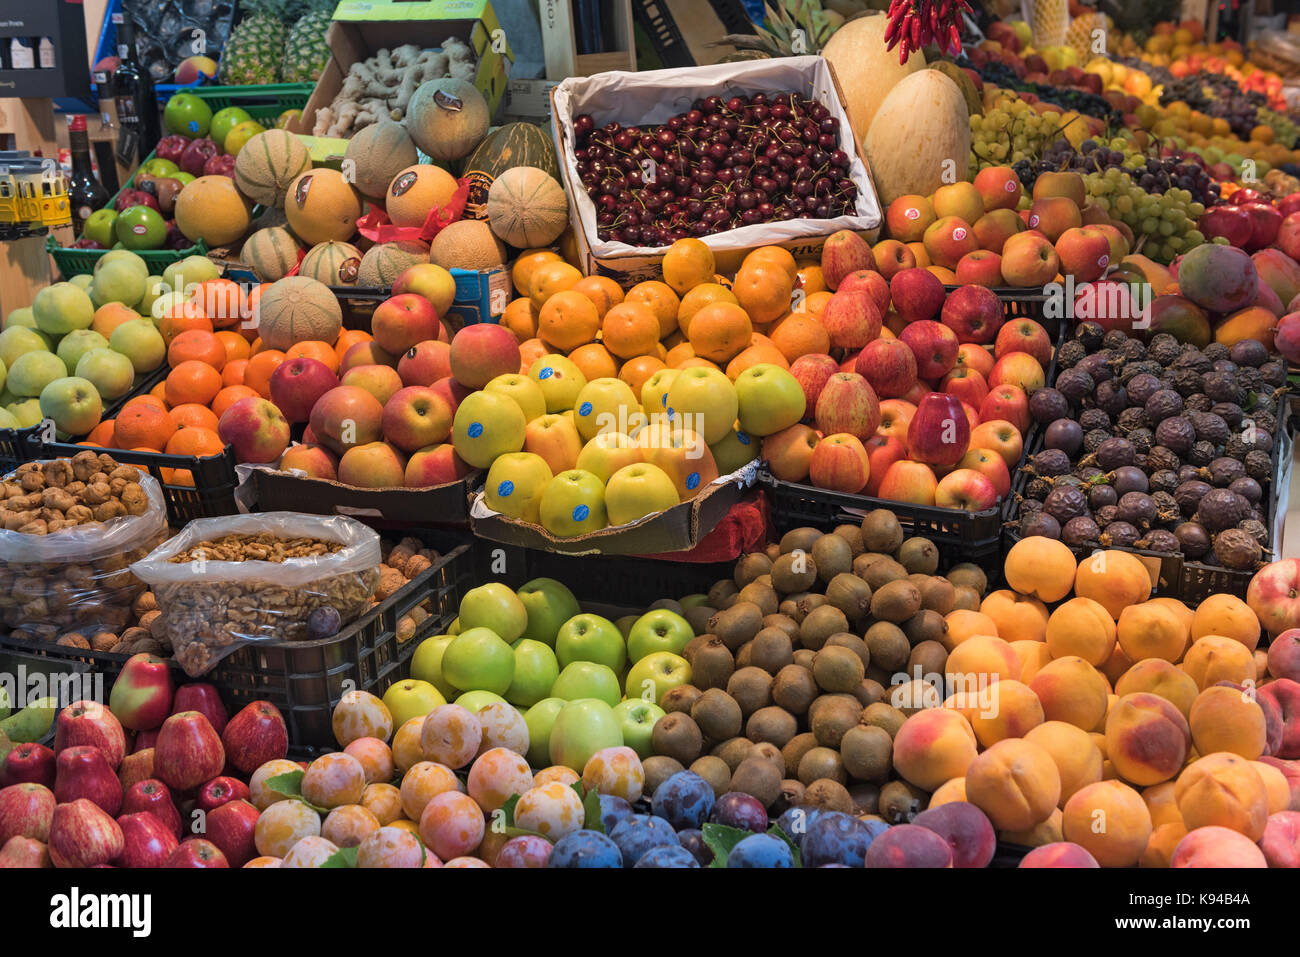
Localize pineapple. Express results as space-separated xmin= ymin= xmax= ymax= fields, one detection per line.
xmin=282 ymin=0 xmax=335 ymax=83
xmin=716 ymin=0 xmax=835 ymax=58
xmin=219 ymin=0 xmax=292 ymax=86
xmin=1025 ymin=0 xmax=1068 ymax=49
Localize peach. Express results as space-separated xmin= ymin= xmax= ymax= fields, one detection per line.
xmin=343 ymin=737 xmax=395 ymax=785
xmin=928 ymin=777 xmax=967 ymax=806
xmin=321 ymin=804 xmax=381 ymax=848
xmin=1100 ymin=642 xmax=1135 ymax=688
xmin=950 ymin=679 xmax=1043 ymax=747
xmin=1142 ymin=781 xmax=1183 ymax=828
xmin=254 ymin=798 xmax=321 ymax=858
xmin=1188 ymin=686 xmax=1266 ymax=759
xmin=1116 ymin=602 xmax=1186 ymax=663
xmin=1170 ymin=825 xmax=1268 ymax=868
xmin=1175 ymin=752 xmax=1269 ymax=840
xmin=1104 ymin=693 xmax=1191 ymax=786
xmin=1062 ymin=780 xmax=1153 ymax=868
xmin=420 ymin=705 xmax=482 ymax=769
xmin=864 ymin=824 xmax=954 ymax=868
xmin=1259 ymin=756 xmax=1300 ymax=809
xmin=1182 ymin=636 xmax=1256 ymax=690
xmin=1024 ymin=721 xmax=1104 ymax=806
xmin=1003 ymin=536 xmax=1077 ymax=602
xmin=1268 ymin=629 xmax=1300 ymax=682
xmin=1260 ymin=810 xmax=1300 ymax=867
xmin=418 ymin=790 xmax=485 ymax=861
xmin=891 ymin=708 xmax=979 ymax=791
xmin=1139 ymin=821 xmax=1188 ymax=868
xmin=942 ymin=609 xmax=998 ymax=650
xmin=1018 ymin=841 xmax=1100 ymax=867
xmin=1030 ymin=656 xmax=1111 ymax=731
xmin=467 ymin=748 xmax=534 ymax=813
xmin=356 ymin=825 xmax=425 ymax=868
xmin=1192 ymin=593 xmax=1260 ymax=651
xmin=361 ymin=783 xmax=403 ymax=825
xmin=945 ymin=634 xmax=1021 ymax=689
xmin=1045 ymin=597 xmax=1116 ymax=666
xmin=1073 ymin=549 xmax=1151 ymax=619
xmin=1253 ymin=761 xmax=1294 ymax=814
xmin=1114 ymin=658 xmax=1199 ymax=717
xmin=1000 ymin=807 xmax=1064 ymax=847
xmin=965 ymin=739 xmax=1061 ymax=831
xmin=1012 ymin=640 xmax=1053 ymax=684
xmin=1258 ymin=678 xmax=1300 ymax=759
xmin=301 ymin=752 xmax=366 ymax=809
xmin=399 ymin=760 xmax=460 ymax=820
xmin=910 ymin=801 xmax=997 ymax=868
xmin=979 ymin=590 xmax=1048 ymax=643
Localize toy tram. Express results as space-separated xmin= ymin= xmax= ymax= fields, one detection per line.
xmin=0 ymin=150 xmax=72 ymax=239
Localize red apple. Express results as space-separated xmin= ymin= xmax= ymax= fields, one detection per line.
xmin=217 ymin=396 xmax=291 ymax=464
xmin=890 ymin=267 xmax=945 ymax=323
xmin=1240 ymin=202 xmax=1282 ymax=251
xmin=116 ymin=746 xmax=155 ymax=790
xmin=0 ymin=782 xmax=54 ymax=845
xmin=341 ymin=340 xmax=399 ymax=374
xmin=941 ymin=285 xmax=1004 ymax=345
xmin=269 ymin=357 xmax=340 ymax=424
xmin=108 ymin=653 xmax=175 ymax=732
xmin=398 ymin=340 xmax=453 ymax=387
xmin=836 ymin=269 xmax=891 ymax=315
xmin=205 ymin=798 xmax=259 ymax=868
xmin=154 ymin=712 xmax=225 ymax=792
xmin=1 ymin=743 xmax=55 ymax=789
xmin=899 ymin=320 xmax=959 ymax=379
xmin=872 ymin=239 xmax=918 ymax=279
xmin=55 ymin=746 xmax=122 ymax=816
xmin=955 ymin=342 xmax=995 ymax=380
xmin=821 ymin=229 xmax=876 ymax=290
xmin=762 ymin=423 xmax=819 ymax=483
xmin=877 ymin=399 xmax=915 ymax=444
xmin=978 ymin=386 xmax=1030 ymax=435
xmin=54 ymin=700 xmax=126 ymax=770
xmin=1247 ymin=558 xmax=1300 ymax=637
xmin=48 ymin=799 xmax=123 ymax=868
xmin=134 ymin=730 xmax=159 ymax=753
xmin=885 ymin=195 xmax=936 ymax=244
xmin=0 ymin=835 xmax=50 ymax=868
xmin=372 ymin=293 xmax=445 ymax=356
xmin=170 ymin=684 xmax=228 ymax=736
xmin=1277 ymin=211 xmax=1300 ymax=262
xmin=337 ymin=440 xmax=407 ymax=488
xmin=907 ymin=392 xmax=969 ymax=467
xmin=430 ymin=377 xmax=473 ymax=421
xmin=406 ymin=442 xmax=474 ymax=488
xmin=340 ymin=363 xmax=405 ymax=408
xmin=122 ymin=779 xmax=182 ymax=839
xmin=901 ymin=381 xmax=930 ymax=405
xmin=1000 ymin=232 xmax=1060 ymax=287
xmin=449 ymin=323 xmax=522 ymax=389
xmin=820 ymin=290 xmax=883 ymax=351
xmin=1054 ymin=226 xmax=1110 ymax=282
xmin=988 ymin=353 xmax=1044 ymax=395
xmin=955 ymin=250 xmax=1004 ymax=287
xmin=969 ymin=419 xmax=1024 ymax=467
xmin=815 ymin=373 xmax=881 ymax=441
xmin=863 ymin=435 xmax=907 ymax=497
xmin=877 ymin=460 xmax=938 ymax=505
xmin=941 ymin=366 xmax=989 ymax=408
xmin=196 ymin=776 xmax=251 ymax=814
xmin=116 ymin=811 xmax=178 ymax=868
xmin=164 ymin=837 xmax=229 ymax=868
xmin=973 ymin=165 xmax=1023 ymax=211
xmin=922 ymin=215 xmax=979 ymax=269
xmin=808 ymin=433 xmax=871 ymax=493
xmin=1027 ymin=196 xmax=1082 ymax=243
xmin=381 ymin=386 xmax=453 ymax=453
xmin=957 ymin=446 xmax=1011 ymax=498
xmin=279 ymin=443 xmax=338 ymax=480
xmin=221 ymin=701 xmax=289 ymax=775
xmin=308 ymin=385 xmax=385 ymax=456
xmin=392 ymin=263 xmax=455 ymax=317
xmin=789 ymin=354 xmax=840 ymax=413
xmin=1198 ymin=205 xmax=1254 ymax=248
xmin=935 ymin=468 xmax=999 ymax=511
xmin=854 ymin=338 xmax=917 ymax=399
xmin=973 ymin=208 xmax=1026 ymax=254
xmin=994 ymin=318 xmax=1053 ymax=366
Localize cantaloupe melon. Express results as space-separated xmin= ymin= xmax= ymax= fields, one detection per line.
xmin=234 ymin=129 xmax=312 ymax=208
xmin=405 ymin=78 xmax=489 ymax=163
xmin=864 ymin=71 xmax=971 ymax=206
xmin=174 ymin=175 xmax=253 ymax=247
xmin=284 ymin=168 xmax=362 ymax=246
xmin=821 ymin=13 xmax=925 ymax=148
xmin=486 ymin=166 xmax=568 ymax=249
xmin=429 ymin=219 xmax=507 ymax=272
xmin=300 ymin=240 xmax=363 ymax=286
xmin=345 ymin=120 xmax=418 ymax=200
xmin=241 ymin=226 xmax=302 ymax=282
xmin=357 ymin=240 xmax=430 ymax=288
xmin=463 ymin=122 xmax=561 ymax=220
xmin=387 ymin=164 xmax=459 ymax=228
xmin=256 ymin=276 xmax=342 ymax=350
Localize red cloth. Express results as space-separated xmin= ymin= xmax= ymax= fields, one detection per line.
xmin=355 ymin=177 xmax=472 ymax=245
xmin=632 ymin=489 xmax=771 ymax=563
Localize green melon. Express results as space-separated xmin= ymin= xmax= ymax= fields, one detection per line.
xmin=486 ymin=167 xmax=568 ymax=249
xmin=234 ymin=129 xmax=312 ymax=208
xmin=462 ymin=122 xmax=561 ymax=221
xmin=256 ymin=276 xmax=342 ymax=350
xmin=345 ymin=120 xmax=419 ymax=200
xmin=405 ymin=78 xmax=490 ymax=164
xmin=300 ymin=240 xmax=363 ymax=287
xmin=357 ymin=240 xmax=430 ymax=288
xmin=241 ymin=226 xmax=303 ymax=282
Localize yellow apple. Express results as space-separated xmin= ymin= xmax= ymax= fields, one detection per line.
xmin=572 ymin=376 xmax=639 ymax=443
xmin=576 ymin=431 xmax=642 ymax=483
xmin=539 ymin=469 xmax=608 ymax=537
xmin=451 ymin=390 xmax=526 ymax=469
xmin=523 ymin=413 xmax=583 ymax=475
xmin=642 ymin=428 xmax=720 ymax=501
xmin=605 ymin=462 xmax=681 ymax=526
xmin=528 ymin=354 xmax=587 ymax=413
xmin=485 ymin=451 xmax=554 ymax=523
xmin=663 ymin=366 xmax=737 ymax=444
xmin=640 ymin=368 xmax=679 ymax=417
xmin=485 ymin=373 xmax=547 ymax=422
xmin=709 ymin=427 xmax=760 ymax=474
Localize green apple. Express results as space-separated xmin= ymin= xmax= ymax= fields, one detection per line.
xmin=70 ymin=275 xmax=93 ymax=292
xmin=572 ymin=376 xmax=639 ymax=443
xmin=550 ymin=661 xmax=621 ymax=708
xmin=6 ymin=398 xmax=42 ymax=428
xmin=32 ymin=282 xmax=94 ymax=336
xmin=516 ymin=577 xmax=581 ymax=647
xmin=524 ymin=697 xmax=567 ymax=769
xmin=140 ymin=157 xmax=180 ymax=178
xmin=484 ymin=451 xmax=552 ymax=523
xmin=40 ymin=377 xmax=102 ymax=437
xmin=640 ymin=368 xmax=679 ymax=417
xmin=82 ymin=208 xmax=118 ymax=248
xmin=163 ymin=255 xmax=220 ymax=296
xmin=148 ymin=291 xmax=188 ymax=324
xmin=115 ymin=205 xmax=167 ymax=251
xmin=505 ymin=638 xmax=560 ymax=707
xmin=56 ymin=329 xmax=109 ymax=375
xmin=109 ymin=319 xmax=167 ymax=373
xmin=410 ymin=634 xmax=458 ymax=700
xmin=454 ymin=689 xmax=507 ymax=713
xmin=90 ymin=259 xmax=147 ymax=309
xmin=528 ymin=354 xmax=587 ymax=413
xmin=448 ymin=617 xmax=461 ymax=636
xmin=8 ymin=351 xmax=68 ymax=397
xmin=381 ymin=678 xmax=446 ymax=729
xmin=615 ymin=615 xmax=638 ymax=639
xmin=574 ymin=431 xmax=642 ymax=484
xmin=209 ymin=106 xmax=254 ymax=149
xmin=710 ymin=427 xmax=759 ymax=474
xmin=664 ymin=366 xmax=737 ymax=444
xmin=626 ymin=609 xmax=695 ymax=664
xmin=441 ymin=626 xmax=515 ymax=696
xmin=548 ymin=698 xmax=623 ymax=772
xmin=734 ymin=363 xmax=807 ymax=437
xmin=624 ymin=652 xmax=692 ymax=707
xmin=4 ymin=306 xmax=35 ymax=329
xmin=485 ymin=373 xmax=547 ymax=422
xmin=611 ymin=699 xmax=665 ymax=759
xmin=76 ymin=348 xmax=135 ymax=401
xmin=555 ymin=613 xmax=626 ymax=674
xmin=680 ymin=594 xmax=711 ymax=609
xmin=458 ymin=582 xmax=528 ymax=643
xmin=451 ymin=390 xmax=526 ymax=469
xmin=539 ymin=469 xmax=607 ymax=537
xmin=163 ymin=91 xmax=213 ymax=137
xmin=171 ymin=171 xmax=195 ymax=186
xmin=94 ymin=248 xmax=148 ymax=279
xmin=604 ymin=461 xmax=680 ymax=527
xmin=0 ymin=362 xmax=7 ymax=399
xmin=223 ymin=120 xmax=264 ymax=155
xmin=137 ymin=278 xmax=170 ymax=318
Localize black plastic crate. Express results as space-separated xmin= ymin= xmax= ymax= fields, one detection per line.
xmin=632 ymin=0 xmax=696 ymax=68
xmin=0 ymin=640 xmax=120 ymax=714
xmin=0 ymin=632 xmax=189 ymax=696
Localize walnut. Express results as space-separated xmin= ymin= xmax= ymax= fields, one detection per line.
xmin=132 ymin=591 xmax=158 ymax=619
xmin=110 ymin=641 xmax=132 ymax=654
xmin=129 ymin=638 xmax=163 ymax=655
xmin=64 ymin=505 xmax=94 ymax=525
xmin=119 ymin=483 xmax=148 ymax=516
xmin=93 ymin=500 xmax=127 ymax=522
xmin=395 ymin=614 xmax=416 ymax=643
xmin=64 ymin=564 xmax=96 ymax=590
xmin=404 ymin=554 xmax=433 ymax=578
xmin=81 ymin=481 xmax=111 ymax=506
xmin=149 ymin=614 xmax=169 ymax=640
xmin=91 ymin=632 xmax=118 ymax=652
xmin=118 ymin=626 xmax=150 ymax=646
xmin=409 ymin=606 xmax=429 ymax=626
xmin=57 ymin=632 xmax=90 ymax=649
xmin=374 ymin=567 xmax=405 ymax=601
xmin=137 ymin=610 xmax=162 ymax=632
xmin=386 ymin=546 xmax=415 ymax=576
xmin=42 ymin=460 xmax=72 ymax=488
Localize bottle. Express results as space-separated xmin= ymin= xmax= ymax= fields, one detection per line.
xmin=111 ymin=15 xmax=161 ymax=165
xmin=67 ymin=116 xmax=110 ymax=238
xmin=9 ymin=37 xmax=34 ymax=69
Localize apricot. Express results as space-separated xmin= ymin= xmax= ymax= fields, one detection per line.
xmin=1191 ymin=593 xmax=1260 ymax=651
xmin=1000 ymin=807 xmax=1064 ymax=847
xmin=1062 ymin=780 xmax=1153 ymax=868
xmin=356 ymin=825 xmax=425 ymax=868
xmin=1260 ymin=810 xmax=1300 ymax=867
xmin=1139 ymin=821 xmax=1188 ymax=868
xmin=1259 ymin=756 xmax=1300 ymax=809
xmin=1142 ymin=782 xmax=1183 ymax=828
xmin=1029 ymin=655 xmax=1111 ymax=731
xmin=1174 ymin=752 xmax=1269 ymax=840
xmin=1182 ymin=635 xmax=1256 ymax=690
xmin=281 ymin=835 xmax=339 ymax=868
xmin=1045 ymin=597 xmax=1116 ymax=665
xmin=467 ymin=748 xmax=535 ymax=813
xmin=1073 ymin=549 xmax=1151 ymax=619
xmin=1147 ymin=596 xmax=1194 ymax=638
xmin=1004 ymin=536 xmax=1077 ymax=602
xmin=391 ymin=717 xmax=425 ymax=774
xmin=418 ymin=790 xmax=486 ymax=861
xmin=965 ymin=739 xmax=1061 ymax=831
xmin=945 ymin=634 xmax=1021 ymax=689
xmin=1104 ymin=693 xmax=1190 ymax=786
xmin=1170 ymin=825 xmax=1267 ymax=868
xmin=1116 ymin=601 xmax=1186 ymax=663
xmin=1018 ymin=842 xmax=1100 ymax=868
xmin=928 ymin=777 xmax=967 ymax=806
xmin=891 ymin=708 xmax=979 ymax=791
xmin=979 ymin=590 xmax=1048 ymax=643
xmin=1100 ymin=642 xmax=1135 ymax=688
xmin=1024 ymin=721 xmax=1104 ymax=806
xmin=957 ymin=679 xmax=1044 ymax=747
xmin=1090 ymin=732 xmax=1107 ymax=759
xmin=1253 ymin=761 xmax=1293 ymax=814
xmin=1114 ymin=658 xmax=1199 ymax=717
xmin=1188 ymin=686 xmax=1266 ymax=759
xmin=534 ymin=766 xmax=581 ymax=788
xmin=343 ymin=737 xmax=395 ymax=785
xmin=254 ymin=799 xmax=322 ymax=858
xmin=249 ymin=758 xmax=302 ymax=811
xmin=1012 ymin=640 xmax=1053 ymax=684
xmin=943 ymin=609 xmax=998 ymax=650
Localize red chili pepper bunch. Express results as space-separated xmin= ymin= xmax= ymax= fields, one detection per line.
xmin=884 ymin=0 xmax=972 ymax=63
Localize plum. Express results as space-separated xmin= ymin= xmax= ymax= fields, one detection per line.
xmin=709 ymin=792 xmax=767 ymax=834
xmin=634 ymin=845 xmax=700 ymax=868
xmin=727 ymin=833 xmax=793 ymax=868
xmin=598 ymin=794 xmax=634 ymax=834
xmin=546 ymin=830 xmax=621 ymax=868
xmin=802 ymin=810 xmax=877 ymax=867
xmin=678 ymin=828 xmax=713 ymax=866
xmin=609 ymin=815 xmax=680 ymax=868
xmin=651 ymin=771 xmax=714 ymax=830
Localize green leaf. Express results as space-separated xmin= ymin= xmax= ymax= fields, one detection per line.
xmin=500 ymin=793 xmax=520 ymax=828
xmin=264 ymin=770 xmax=329 ymax=815
xmin=701 ymin=822 xmax=753 ymax=868
xmin=581 ymin=785 xmax=604 ymax=834
xmin=320 ymin=845 xmax=358 ymax=868
xmin=503 ymin=825 xmax=553 ymax=843
xmin=768 ymin=824 xmax=803 ymax=868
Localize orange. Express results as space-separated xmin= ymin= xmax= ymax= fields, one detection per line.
xmin=123 ymin=394 xmax=167 ymax=412
xmin=84 ymin=419 xmax=117 ymax=449
xmin=677 ymin=356 xmax=721 ymax=371
xmin=512 ymin=249 xmax=564 ymax=296
xmin=333 ymin=329 xmax=373 ymax=365
xmin=223 ymin=358 xmax=249 ymax=387
xmin=769 ymin=313 xmax=831 ymax=362
xmin=159 ymin=301 xmax=212 ymax=346
xmin=163 ymin=426 xmax=226 ymax=486
xmin=211 ymin=385 xmax=259 ymax=418
xmin=600 ymin=301 xmax=660 ymax=359
xmin=501 ymin=297 xmax=540 ymax=341
xmin=192 ymin=278 xmax=247 ymax=330
xmin=215 ymin=330 xmax=252 ymax=363
xmin=538 ymin=290 xmax=600 ymax=351
xmin=168 ymin=329 xmax=227 ymax=371
xmin=170 ymin=403 xmax=220 ymax=432
xmin=244 ymin=350 xmax=287 ymax=397
xmin=617 ymin=355 xmax=666 ymax=397
xmin=743 ymin=245 xmax=797 ymax=279
xmin=661 ymin=238 xmax=715 ymax=294
xmin=571 ymin=276 xmax=624 ymax=320
xmin=114 ymin=403 xmax=176 ymax=452
xmin=732 ymin=260 xmax=795 ymax=325
xmin=569 ymin=342 xmax=619 ymax=381
xmin=528 ymin=261 xmax=582 ymax=309
xmin=91 ymin=302 xmax=140 ymax=340
xmin=725 ymin=342 xmax=789 ymax=379
xmin=624 ymin=281 xmax=680 ymax=339
xmin=665 ymin=341 xmax=697 ymax=367
xmin=165 ymin=360 xmax=223 ymax=408
xmin=149 ymin=381 xmax=169 ymax=406
xmin=687 ymin=301 xmax=753 ymax=363
xmin=518 ymin=337 xmax=553 ymax=374
xmin=241 ymin=284 xmax=270 ymax=342
xmin=802 ymin=290 xmax=833 ymax=318
xmin=794 ymin=261 xmax=828 ymax=295
xmin=677 ymin=283 xmax=738 ymax=338
xmin=286 ymin=339 xmax=341 ymax=374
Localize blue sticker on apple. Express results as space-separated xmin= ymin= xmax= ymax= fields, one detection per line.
xmin=686 ymin=472 xmax=700 ymax=490
xmin=661 ymin=395 xmax=668 ymax=407
xmin=467 ymin=422 xmax=484 ymax=438
xmin=538 ymin=366 xmax=554 ymax=379
xmin=737 ymin=431 xmax=751 ymax=444
xmin=188 ymin=120 xmax=198 ymax=133
xmin=573 ymin=504 xmax=589 ymax=522
xmin=666 ymin=406 xmax=675 ymax=419
xmin=579 ymin=402 xmax=593 ymax=416
xmin=497 ymin=480 xmax=514 ymax=497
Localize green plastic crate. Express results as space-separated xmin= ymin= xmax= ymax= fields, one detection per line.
xmin=46 ymin=233 xmax=209 ymax=278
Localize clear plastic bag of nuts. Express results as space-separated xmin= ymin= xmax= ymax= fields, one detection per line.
xmin=129 ymin=512 xmax=382 ymax=677
xmin=0 ymin=456 xmax=169 ymax=643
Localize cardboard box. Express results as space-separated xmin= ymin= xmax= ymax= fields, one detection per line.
xmin=448 ymin=265 xmax=511 ymax=326
xmin=248 ymin=467 xmax=479 ymax=525
xmin=289 ymin=0 xmax=513 ymax=139
xmin=502 ymin=77 xmax=559 ymax=123
xmin=549 ymin=56 xmax=882 ymax=285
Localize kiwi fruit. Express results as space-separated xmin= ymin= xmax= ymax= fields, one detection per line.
xmin=809 ymin=694 xmax=863 ymax=748
xmin=712 ymin=736 xmax=755 ymax=771
xmin=865 ymin=621 xmax=910 ymax=671
xmin=803 ymin=778 xmax=854 ymax=813
xmin=779 ymin=527 xmax=822 ymax=555
xmin=860 ymin=556 xmax=909 ymax=590
xmin=947 ymin=562 xmax=988 ymax=595
xmin=737 ymin=580 xmax=779 ymax=616
xmin=893 ymin=677 xmax=941 ymax=715
xmin=799 ymin=604 xmax=849 ymax=651
xmin=660 ymin=684 xmax=702 ymax=715
xmin=840 ymin=724 xmax=893 ymax=781
xmin=650 ymin=598 xmax=686 ymax=616
xmin=833 ymin=524 xmax=865 ymax=555
xmin=691 ymin=688 xmax=743 ymax=741
xmin=777 ymin=779 xmax=806 ymax=814
xmin=879 ymin=780 xmax=928 ymax=823
xmin=764 ymin=542 xmax=781 ymax=561
xmin=746 ymin=705 xmax=798 ymax=748
xmin=683 ymin=604 xmax=717 ymax=634
xmin=708 ymin=601 xmax=763 ymax=652
xmin=861 ymin=701 xmax=906 ymax=738
xmin=812 ymin=644 xmax=866 ymax=693
xmin=853 ymin=552 xmax=886 ymax=578
xmin=689 ymin=755 xmax=732 ymax=797
xmin=684 ymin=635 xmax=735 ymax=690
xmin=769 ymin=551 xmax=818 ymax=594
xmin=780 ymin=731 xmax=819 ymax=777
xmin=683 ymin=633 xmax=712 ymax=661
xmin=860 ymin=508 xmax=904 ymax=552
xmin=735 ymin=641 xmax=754 ymax=669
xmin=902 ymin=609 xmax=947 ymax=647
xmin=792 ymin=648 xmax=816 ymax=670
xmin=734 ymin=552 xmax=772 ymax=588
xmin=771 ymin=664 xmax=819 ymax=714
xmin=795 ymin=593 xmax=828 ymax=620
xmin=651 ymin=712 xmax=704 ymax=765
xmin=907 ymin=640 xmax=948 ymax=679
xmin=751 ymin=740 xmax=785 ymax=770
xmin=761 ymin=613 xmax=799 ymax=640
xmin=729 ymin=755 xmax=783 ymax=808
xmin=952 ymin=584 xmax=982 ymax=611
xmin=897 ymin=536 xmax=939 ymax=574
xmin=750 ymin=627 xmax=794 ymax=674
xmin=870 ymin=579 xmax=923 ymax=623
xmin=642 ymin=755 xmax=685 ymax=795
xmin=797 ymin=744 xmax=847 ymax=785
xmin=824 ymin=572 xmax=872 ymax=623
xmin=852 ymin=678 xmax=885 ymax=707
xmin=708 ymin=579 xmax=739 ymax=609
xmin=866 ymin=665 xmax=894 ymax=687
xmin=811 ymin=533 xmax=853 ymax=583
xmin=847 ymin=781 xmax=881 ymax=816
xmin=779 ymin=596 xmax=805 ymax=621
xmin=726 ymin=666 xmax=774 ymax=717
xmin=916 ymin=576 xmax=956 ymax=615
xmin=825 ymin=632 xmax=871 ymax=670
